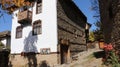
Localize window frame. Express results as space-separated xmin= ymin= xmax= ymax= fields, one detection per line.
xmin=36 ymin=0 xmax=42 ymax=14
xmin=33 ymin=20 xmax=42 ymax=35
xmin=16 ymin=26 xmax=23 ymax=39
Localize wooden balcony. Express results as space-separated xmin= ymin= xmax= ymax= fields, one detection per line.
xmin=18 ymin=10 xmax=32 ymax=24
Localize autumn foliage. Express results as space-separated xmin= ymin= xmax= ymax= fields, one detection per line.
xmin=0 ymin=0 xmax=34 ymax=13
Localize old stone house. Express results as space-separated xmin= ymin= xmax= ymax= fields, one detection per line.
xmin=0 ymin=31 xmax=11 ymax=49
xmin=9 ymin=0 xmax=89 ymax=66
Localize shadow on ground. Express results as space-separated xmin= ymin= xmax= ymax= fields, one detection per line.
xmin=93 ymin=50 xmax=105 ymax=58
xmin=39 ymin=60 xmax=50 ymax=67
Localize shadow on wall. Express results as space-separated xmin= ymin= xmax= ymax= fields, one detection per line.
xmin=22 ymin=31 xmax=50 ymax=67
xmin=24 ymin=53 xmax=37 ymax=67
xmin=23 ymin=31 xmax=38 ymax=67
xmin=23 ymin=31 xmax=38 ymax=52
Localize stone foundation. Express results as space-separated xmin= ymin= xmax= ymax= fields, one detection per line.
xmin=9 ymin=53 xmax=58 ymax=67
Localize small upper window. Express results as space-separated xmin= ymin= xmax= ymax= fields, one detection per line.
xmin=33 ymin=20 xmax=42 ymax=35
xmin=19 ymin=6 xmax=28 ymax=12
xmin=36 ymin=0 xmax=42 ymax=14
xmin=16 ymin=26 xmax=23 ymax=38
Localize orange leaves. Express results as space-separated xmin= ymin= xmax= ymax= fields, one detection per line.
xmin=0 ymin=0 xmax=33 ymax=13
xmin=1 ymin=0 xmax=13 ymax=5
xmin=17 ymin=0 xmax=25 ymax=7
xmin=25 ymin=1 xmax=31 ymax=6
xmin=0 ymin=0 xmax=32 ymax=7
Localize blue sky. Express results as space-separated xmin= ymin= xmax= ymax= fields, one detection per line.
xmin=0 ymin=10 xmax=12 ymax=32
xmin=0 ymin=0 xmax=97 ymax=32
xmin=73 ymin=0 xmax=97 ymax=31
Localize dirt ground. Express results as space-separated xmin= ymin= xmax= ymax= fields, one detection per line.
xmin=70 ymin=50 xmax=105 ymax=67
xmin=56 ymin=49 xmax=107 ymax=67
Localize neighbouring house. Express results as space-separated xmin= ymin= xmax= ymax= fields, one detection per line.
xmin=85 ymin=23 xmax=91 ymax=42
xmin=9 ymin=0 xmax=89 ymax=66
xmin=85 ymin=23 xmax=91 ymax=50
xmin=0 ymin=31 xmax=11 ymax=49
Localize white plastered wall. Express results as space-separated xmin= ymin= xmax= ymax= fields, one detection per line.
xmin=11 ymin=0 xmax=58 ymax=54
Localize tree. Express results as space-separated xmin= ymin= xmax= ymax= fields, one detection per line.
xmin=91 ymin=0 xmax=100 ymax=21
xmin=0 ymin=0 xmax=33 ymax=13
xmin=0 ymin=41 xmax=4 ymax=50
xmin=89 ymin=31 xmax=95 ymax=42
xmin=89 ymin=22 xmax=104 ymax=42
xmin=93 ymin=21 xmax=104 ymax=41
xmin=91 ymin=0 xmax=104 ymax=41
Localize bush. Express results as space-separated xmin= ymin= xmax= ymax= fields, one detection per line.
xmin=102 ymin=43 xmax=120 ymax=67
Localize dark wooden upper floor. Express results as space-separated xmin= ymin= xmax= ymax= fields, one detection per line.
xmin=18 ymin=10 xmax=32 ymax=25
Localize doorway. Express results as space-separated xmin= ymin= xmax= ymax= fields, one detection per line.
xmin=60 ymin=44 xmax=69 ymax=64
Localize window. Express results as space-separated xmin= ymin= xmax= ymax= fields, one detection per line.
xmin=19 ymin=6 xmax=28 ymax=12
xmin=36 ymin=0 xmax=42 ymax=14
xmin=16 ymin=26 xmax=23 ymax=38
xmin=33 ymin=20 xmax=41 ymax=35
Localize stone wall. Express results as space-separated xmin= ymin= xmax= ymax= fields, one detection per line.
xmin=9 ymin=53 xmax=58 ymax=67
xmin=57 ymin=0 xmax=87 ymax=61
xmin=111 ymin=0 xmax=120 ymax=49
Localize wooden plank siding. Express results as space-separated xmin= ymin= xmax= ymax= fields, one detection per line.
xmin=57 ymin=0 xmax=87 ymax=62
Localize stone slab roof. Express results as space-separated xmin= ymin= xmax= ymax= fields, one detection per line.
xmin=0 ymin=31 xmax=11 ymax=39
